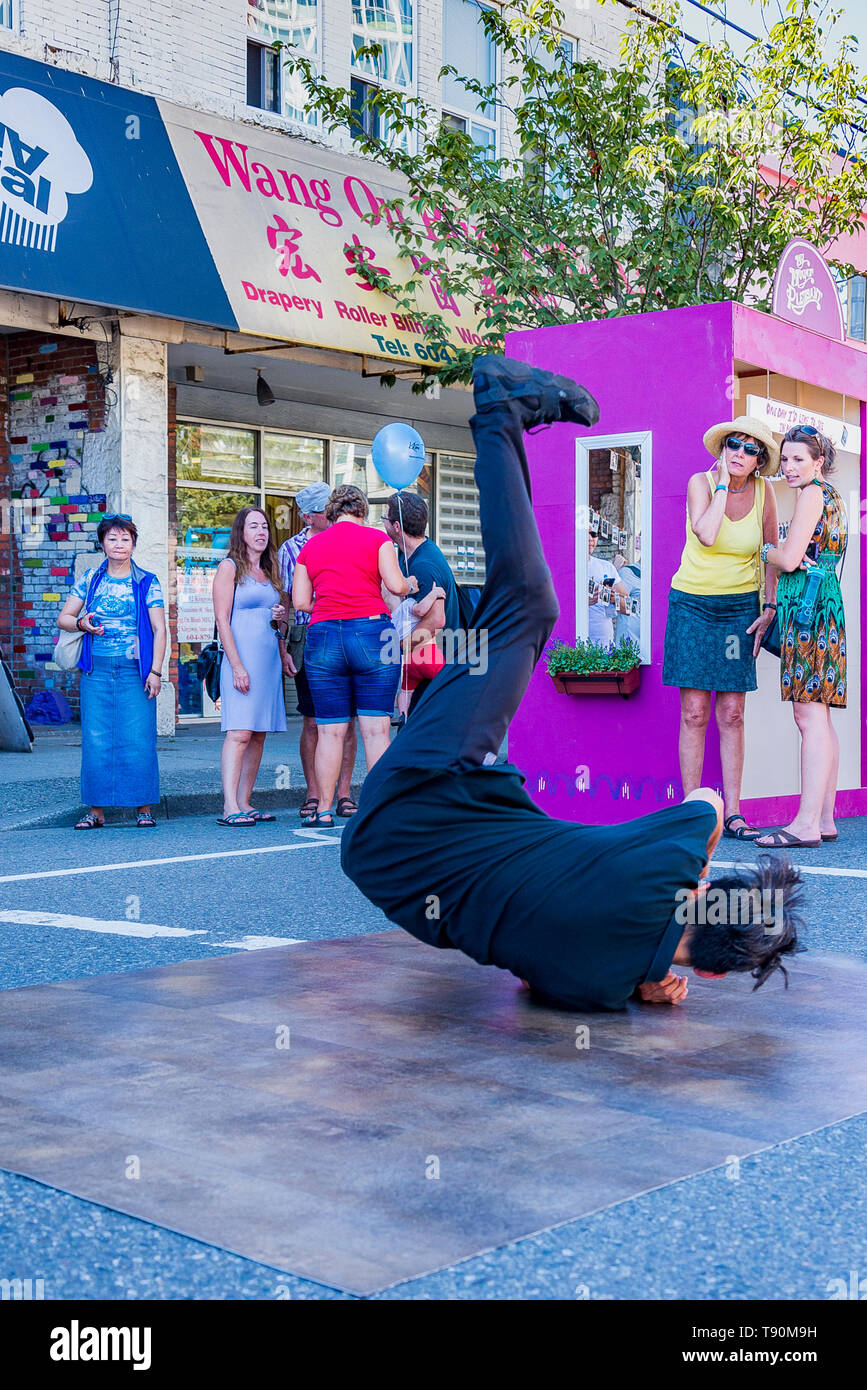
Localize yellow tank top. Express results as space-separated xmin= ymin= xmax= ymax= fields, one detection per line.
xmin=672 ymin=471 xmax=765 ymax=595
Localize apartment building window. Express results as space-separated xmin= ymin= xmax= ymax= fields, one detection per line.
xmin=247 ymin=0 xmax=319 ymax=124
xmin=838 ymin=272 xmax=867 ymax=341
xmin=352 ymin=0 xmax=414 ymax=89
xmin=1 ymin=0 xmax=16 ymax=29
xmin=442 ymin=0 xmax=498 ymax=153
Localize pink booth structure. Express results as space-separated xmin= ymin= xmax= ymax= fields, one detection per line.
xmin=507 ymin=301 xmax=866 ymax=827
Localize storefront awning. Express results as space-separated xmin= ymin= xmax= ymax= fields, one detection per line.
xmin=0 ymin=51 xmax=236 ymax=329
xmin=159 ymin=101 xmax=483 ymax=363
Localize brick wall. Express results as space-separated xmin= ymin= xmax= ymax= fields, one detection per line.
xmin=2 ymin=331 xmax=108 ymax=716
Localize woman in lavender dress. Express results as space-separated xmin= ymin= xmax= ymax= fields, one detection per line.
xmin=212 ymin=507 xmax=291 ymax=826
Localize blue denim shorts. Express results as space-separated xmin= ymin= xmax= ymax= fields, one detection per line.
xmin=303 ymin=615 xmax=400 ymax=722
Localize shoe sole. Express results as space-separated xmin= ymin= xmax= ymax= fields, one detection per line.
xmin=473 ymin=354 xmax=599 ymax=427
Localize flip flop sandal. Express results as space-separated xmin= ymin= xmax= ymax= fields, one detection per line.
xmin=336 ymin=797 xmax=359 ymax=818
xmin=74 ymin=813 xmax=104 ymax=830
xmin=244 ymin=809 xmax=276 ymax=822
xmin=299 ymin=798 xmax=319 ymax=819
xmin=136 ymin=812 xmax=156 ymax=828
xmin=755 ymin=829 xmax=821 ymax=849
xmin=821 ymin=832 xmax=838 ymax=842
xmin=305 ymin=813 xmax=336 ymax=828
xmin=723 ymin=814 xmax=763 ymax=840
xmin=216 ymin=811 xmax=257 ymax=827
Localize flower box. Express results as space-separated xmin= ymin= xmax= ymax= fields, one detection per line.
xmin=549 ymin=666 xmax=641 ymax=697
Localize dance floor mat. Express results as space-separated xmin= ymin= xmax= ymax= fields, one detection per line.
xmin=1 ymin=933 xmax=866 ymax=1296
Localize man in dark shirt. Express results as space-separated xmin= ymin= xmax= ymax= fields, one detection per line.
xmin=342 ymin=357 xmax=803 ymax=1010
xmin=383 ymin=492 xmax=462 ymax=715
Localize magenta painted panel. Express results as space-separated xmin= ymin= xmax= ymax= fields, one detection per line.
xmin=771 ymin=238 xmax=845 ymax=341
xmin=733 ymin=303 xmax=867 ymax=399
xmin=505 ymin=301 xmax=866 ymax=826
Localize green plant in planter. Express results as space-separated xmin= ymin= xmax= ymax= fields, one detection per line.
xmin=546 ymin=638 xmax=641 ymax=676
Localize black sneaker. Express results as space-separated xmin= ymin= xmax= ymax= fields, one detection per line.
xmin=472 ymin=354 xmax=600 ymax=429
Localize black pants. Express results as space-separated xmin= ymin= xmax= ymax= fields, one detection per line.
xmin=361 ymin=403 xmax=559 ymax=798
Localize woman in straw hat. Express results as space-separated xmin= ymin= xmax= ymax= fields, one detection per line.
xmin=663 ymin=416 xmax=780 ymax=840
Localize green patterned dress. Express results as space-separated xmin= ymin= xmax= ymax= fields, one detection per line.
xmin=777 ymin=481 xmax=847 ymax=707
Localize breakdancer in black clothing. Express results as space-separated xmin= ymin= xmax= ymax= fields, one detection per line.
xmin=341 ymin=357 xmax=803 ymax=1010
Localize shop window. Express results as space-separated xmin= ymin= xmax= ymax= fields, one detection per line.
xmin=247 ymin=0 xmax=318 ymax=124
xmin=177 ymin=424 xmax=256 ymax=487
xmin=332 ymin=440 xmax=425 ymax=519
xmin=176 ymin=488 xmax=258 ymax=717
xmin=351 ymin=0 xmax=413 ymax=89
xmin=442 ymin=0 xmax=498 ymax=154
xmin=574 ymin=432 xmax=650 ymax=660
xmin=435 ymin=452 xmax=485 ymax=584
xmin=262 ymin=433 xmax=325 ymax=490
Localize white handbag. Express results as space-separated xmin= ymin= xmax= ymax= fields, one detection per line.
xmin=54 ymin=626 xmax=83 ymax=670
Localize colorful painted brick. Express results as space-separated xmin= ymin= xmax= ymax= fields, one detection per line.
xmin=39 ymin=396 xmax=58 ymax=405
xmin=11 ymin=391 xmax=32 ymax=401
xmin=15 ymin=373 xmax=34 ymax=384
xmin=42 ymin=592 xmax=62 ymax=601
xmin=58 ymin=375 xmax=80 ymax=385
xmin=38 ymin=343 xmax=58 ymax=354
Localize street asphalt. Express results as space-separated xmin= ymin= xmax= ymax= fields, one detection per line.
xmin=0 ymin=728 xmax=865 ymax=1300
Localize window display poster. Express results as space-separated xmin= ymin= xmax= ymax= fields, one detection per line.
xmin=178 ymin=569 xmax=216 ymax=643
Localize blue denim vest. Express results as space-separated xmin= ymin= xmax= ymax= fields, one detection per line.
xmin=77 ymin=559 xmax=156 ymax=683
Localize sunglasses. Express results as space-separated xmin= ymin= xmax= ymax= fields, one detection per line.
xmin=725 ymin=436 xmax=761 ymax=456
xmin=101 ymin=512 xmax=133 ymax=523
xmin=794 ymin=425 xmax=819 ymax=436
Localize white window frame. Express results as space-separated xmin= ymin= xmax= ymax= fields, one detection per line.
xmin=575 ymin=431 xmax=652 ymax=663
xmin=2 ymin=0 xmax=19 ymax=30
xmin=441 ymin=0 xmax=499 ymax=154
xmin=351 ymin=0 xmax=416 ymax=92
xmin=246 ymin=1 xmax=322 ymax=126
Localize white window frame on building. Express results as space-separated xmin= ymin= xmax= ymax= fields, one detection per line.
xmin=1 ymin=0 xmax=18 ymax=30
xmin=441 ymin=0 xmax=499 ymax=156
xmin=246 ymin=0 xmax=321 ymax=125
xmin=838 ymin=272 xmax=867 ymax=342
xmin=350 ymin=0 xmax=416 ymax=151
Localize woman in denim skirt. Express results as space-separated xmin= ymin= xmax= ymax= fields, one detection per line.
xmin=292 ymin=485 xmax=417 ymax=827
xmin=58 ymin=515 xmax=166 ymax=829
xmin=663 ymin=416 xmax=779 ymax=841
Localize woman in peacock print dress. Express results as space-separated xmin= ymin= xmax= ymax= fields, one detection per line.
xmin=756 ymin=425 xmax=847 ymax=851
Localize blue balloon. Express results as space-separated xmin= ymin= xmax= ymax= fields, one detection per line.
xmin=371 ymin=422 xmax=427 ymax=490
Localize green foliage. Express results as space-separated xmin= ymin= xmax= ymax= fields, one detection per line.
xmin=546 ymin=637 xmax=642 ymax=675
xmin=290 ymin=0 xmax=867 ymax=385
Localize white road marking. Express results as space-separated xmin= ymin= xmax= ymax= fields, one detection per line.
xmin=0 ymin=833 xmax=340 ymax=884
xmin=215 ymin=935 xmax=304 ymax=950
xmin=0 ymin=910 xmax=206 ymax=939
xmin=714 ymin=860 xmax=866 ymax=880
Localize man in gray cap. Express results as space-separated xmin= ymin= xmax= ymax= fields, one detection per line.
xmin=276 ymin=482 xmax=358 ymax=819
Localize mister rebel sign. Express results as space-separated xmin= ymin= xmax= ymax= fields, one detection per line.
xmin=160 ymin=101 xmax=485 ymax=360
xmin=771 ymin=238 xmax=845 ymax=341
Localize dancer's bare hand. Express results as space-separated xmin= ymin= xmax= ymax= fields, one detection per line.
xmin=232 ymin=664 xmax=250 ymax=694
xmin=638 ymin=972 xmax=688 ymax=1005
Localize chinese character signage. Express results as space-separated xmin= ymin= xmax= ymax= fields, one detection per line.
xmin=160 ymin=101 xmax=484 ymax=361
xmin=771 ymin=237 xmax=845 ymax=341
xmin=0 ymin=50 xmax=235 ymax=328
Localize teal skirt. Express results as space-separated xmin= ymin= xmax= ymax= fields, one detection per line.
xmin=663 ymin=588 xmax=760 ymax=692
xmin=80 ymin=648 xmax=159 ymax=807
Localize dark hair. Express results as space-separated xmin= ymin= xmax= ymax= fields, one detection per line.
xmin=686 ymin=857 xmax=805 ymax=991
xmin=325 ymin=484 xmax=368 ymax=523
xmin=98 ymin=516 xmax=138 ymax=546
xmin=782 ymin=426 xmax=836 ymax=476
xmin=385 ymin=491 xmax=428 ymax=537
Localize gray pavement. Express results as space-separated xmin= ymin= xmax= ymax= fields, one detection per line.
xmin=0 ymin=805 xmax=865 ymax=1299
xmin=0 ymin=721 xmax=368 ymax=830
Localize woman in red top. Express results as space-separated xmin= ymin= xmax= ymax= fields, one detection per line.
xmin=293 ymin=484 xmax=417 ymax=826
